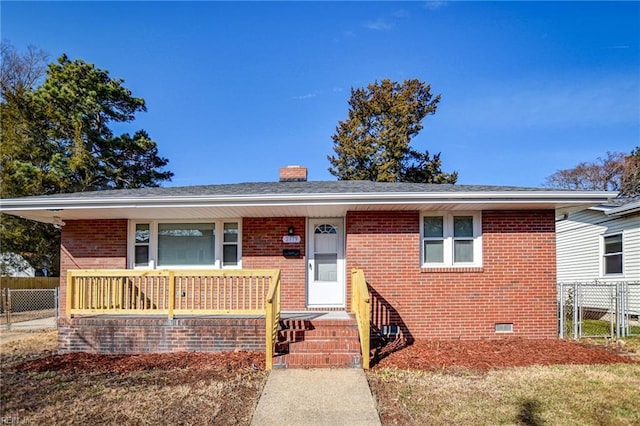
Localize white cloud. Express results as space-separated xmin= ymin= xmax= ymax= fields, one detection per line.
xmin=364 ymin=18 xmax=393 ymax=31
xmin=293 ymin=91 xmax=319 ymax=100
xmin=423 ymin=1 xmax=448 ymax=11
xmin=392 ymin=9 xmax=409 ymax=18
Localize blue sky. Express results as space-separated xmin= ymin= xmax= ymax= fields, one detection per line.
xmin=2 ymin=1 xmax=638 ymax=188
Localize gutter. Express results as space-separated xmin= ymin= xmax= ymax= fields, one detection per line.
xmin=605 ymin=200 xmax=640 ymax=217
xmin=0 ymin=190 xmax=615 ymax=212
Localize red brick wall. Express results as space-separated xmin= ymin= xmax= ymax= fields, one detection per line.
xmin=58 ymin=317 xmax=264 ymax=353
xmin=59 ymin=219 xmax=128 ymax=316
xmin=346 ymin=210 xmax=557 ymax=340
xmin=59 ymin=211 xmax=557 ymax=341
xmin=242 ymin=217 xmax=306 ymax=310
xmin=279 ymin=166 xmax=308 ymax=182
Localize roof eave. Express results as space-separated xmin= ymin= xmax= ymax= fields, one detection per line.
xmin=0 ymin=190 xmax=614 ymax=210
xmin=605 ymin=201 xmax=640 ymax=217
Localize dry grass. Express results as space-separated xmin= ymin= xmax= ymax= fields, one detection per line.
xmin=0 ymin=330 xmax=58 ymax=354
xmin=4 ymin=331 xmax=639 ymax=425
xmin=0 ymin=331 xmax=268 ymax=425
xmin=368 ymin=364 xmax=640 ymax=425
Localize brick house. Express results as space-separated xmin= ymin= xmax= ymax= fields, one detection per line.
xmin=0 ymin=166 xmax=612 ymax=368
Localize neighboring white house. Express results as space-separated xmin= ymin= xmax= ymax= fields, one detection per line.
xmin=0 ymin=252 xmax=36 ymax=277
xmin=557 ymin=197 xmax=640 ymax=283
xmin=557 ymin=197 xmax=640 ymax=319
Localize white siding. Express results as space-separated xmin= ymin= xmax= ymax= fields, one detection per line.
xmin=557 ymin=209 xmax=640 ymax=283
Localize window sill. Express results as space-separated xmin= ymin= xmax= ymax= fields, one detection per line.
xmin=421 ymin=267 xmax=484 ymax=274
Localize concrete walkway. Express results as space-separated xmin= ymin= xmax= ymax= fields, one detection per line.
xmin=251 ymin=369 xmax=382 ymax=426
xmin=0 ymin=316 xmax=56 ymax=331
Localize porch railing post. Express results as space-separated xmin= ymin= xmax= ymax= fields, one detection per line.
xmin=351 ymin=269 xmax=370 ymax=369
xmin=265 ymin=270 xmax=280 ymax=370
xmin=66 ymin=270 xmax=73 ymax=317
xmin=265 ymin=297 xmax=273 ymax=370
xmin=168 ymin=271 xmax=175 ymax=320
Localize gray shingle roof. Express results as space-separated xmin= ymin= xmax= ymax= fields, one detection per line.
xmin=601 ymin=195 xmax=640 ymax=207
xmin=10 ymin=180 xmax=560 ymax=201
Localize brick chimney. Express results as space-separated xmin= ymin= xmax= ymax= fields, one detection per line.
xmin=279 ymin=165 xmax=308 ymax=182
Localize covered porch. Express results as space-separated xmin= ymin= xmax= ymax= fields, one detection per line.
xmin=63 ymin=268 xmax=371 ymax=369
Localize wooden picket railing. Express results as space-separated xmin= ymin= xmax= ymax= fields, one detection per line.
xmin=66 ymin=268 xmax=282 ymax=368
xmin=351 ymin=268 xmax=371 ymax=369
xmin=67 ymin=269 xmax=279 ymax=317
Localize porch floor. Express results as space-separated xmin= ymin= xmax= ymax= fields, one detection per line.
xmin=66 ymin=310 xmax=350 ymax=320
xmin=280 ymin=311 xmax=352 ymax=320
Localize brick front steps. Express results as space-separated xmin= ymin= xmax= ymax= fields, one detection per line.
xmin=57 ymin=312 xmax=365 ymax=369
xmin=273 ymin=312 xmax=363 ymax=368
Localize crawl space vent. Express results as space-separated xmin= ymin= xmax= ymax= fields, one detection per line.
xmin=495 ymin=323 xmax=513 ymax=333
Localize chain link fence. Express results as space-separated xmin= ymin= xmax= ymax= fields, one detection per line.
xmin=1 ymin=288 xmax=58 ymax=330
xmin=558 ymin=281 xmax=640 ymax=339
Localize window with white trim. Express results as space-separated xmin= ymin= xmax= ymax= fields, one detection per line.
xmin=134 ymin=223 xmax=150 ymax=267
xmin=603 ymin=233 xmax=622 ymax=275
xmin=222 ymin=222 xmax=239 ymax=267
xmin=129 ymin=220 xmax=241 ymax=269
xmin=421 ymin=212 xmax=482 ymax=267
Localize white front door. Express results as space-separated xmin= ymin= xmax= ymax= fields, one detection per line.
xmin=307 ymin=219 xmax=345 ymax=307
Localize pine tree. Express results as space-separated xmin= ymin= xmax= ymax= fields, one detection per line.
xmin=328 ymin=78 xmax=456 ymax=183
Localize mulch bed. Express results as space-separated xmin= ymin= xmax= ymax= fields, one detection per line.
xmin=16 ymin=350 xmax=265 ymax=374
xmin=372 ymin=339 xmax=637 ymax=372
xmin=12 ymin=339 xmax=636 ymax=375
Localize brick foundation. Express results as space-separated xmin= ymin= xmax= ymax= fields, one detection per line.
xmin=58 ymin=316 xmax=265 ymax=354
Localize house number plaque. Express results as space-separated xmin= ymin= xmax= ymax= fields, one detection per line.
xmin=282 ymin=235 xmax=301 ymax=243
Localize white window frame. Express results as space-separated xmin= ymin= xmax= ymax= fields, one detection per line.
xmin=128 ymin=219 xmax=242 ymax=269
xmin=420 ymin=212 xmax=482 ymax=268
xmin=601 ymin=232 xmax=623 ymax=277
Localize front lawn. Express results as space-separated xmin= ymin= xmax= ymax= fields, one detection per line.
xmin=368 ymin=363 xmax=640 ymax=425
xmin=2 ymin=332 xmax=638 ymax=425
xmin=0 ymin=332 xmax=268 ymax=425
xmin=367 ymin=337 xmax=640 ymax=425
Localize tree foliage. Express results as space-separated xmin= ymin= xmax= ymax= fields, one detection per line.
xmin=401 ymin=149 xmax=458 ymax=184
xmin=1 ymin=44 xmax=173 ymax=275
xmin=620 ymin=146 xmax=640 ymax=196
xmin=0 ymin=43 xmax=48 ymax=100
xmin=328 ymin=78 xmax=457 ymax=183
xmin=544 ymin=150 xmax=639 ymax=195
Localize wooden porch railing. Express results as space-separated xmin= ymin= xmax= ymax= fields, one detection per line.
xmin=265 ymin=269 xmax=281 ymax=370
xmin=66 ymin=268 xmax=281 ymax=369
xmin=351 ymin=268 xmax=371 ymax=369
